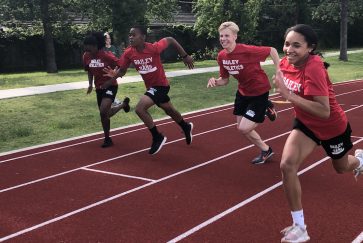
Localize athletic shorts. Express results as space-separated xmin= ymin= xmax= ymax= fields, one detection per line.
xmin=293 ymin=118 xmax=353 ymax=160
xmin=96 ymin=85 xmax=118 ymax=107
xmin=233 ymin=91 xmax=269 ymax=123
xmin=144 ymin=86 xmax=171 ymax=106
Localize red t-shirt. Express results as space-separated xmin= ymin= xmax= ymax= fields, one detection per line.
xmin=218 ymin=44 xmax=271 ymax=96
xmin=279 ymin=55 xmax=347 ymax=140
xmin=83 ymin=51 xmax=118 ymax=89
xmin=118 ymin=38 xmax=169 ymax=89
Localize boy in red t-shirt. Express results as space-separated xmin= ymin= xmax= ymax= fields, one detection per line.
xmin=274 ymin=24 xmax=363 ymax=243
xmin=207 ymin=21 xmax=280 ymax=164
xmin=83 ymin=32 xmax=130 ymax=148
xmin=103 ymin=26 xmax=194 ymax=155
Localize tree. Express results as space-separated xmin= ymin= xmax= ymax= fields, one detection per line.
xmin=311 ymin=0 xmax=363 ymax=60
xmin=0 ymin=0 xmax=83 ymax=73
xmin=192 ymin=0 xmax=256 ymax=41
xmin=78 ymin=0 xmax=178 ymax=46
xmin=339 ymin=0 xmax=348 ymax=61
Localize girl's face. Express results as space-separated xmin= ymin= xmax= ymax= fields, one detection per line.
xmin=129 ymin=28 xmax=145 ymax=47
xmin=219 ymin=28 xmax=237 ymax=51
xmin=283 ymin=31 xmax=313 ymax=67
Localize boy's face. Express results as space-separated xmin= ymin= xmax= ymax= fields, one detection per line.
xmin=129 ymin=28 xmax=145 ymax=47
xmin=219 ymin=28 xmax=237 ymax=50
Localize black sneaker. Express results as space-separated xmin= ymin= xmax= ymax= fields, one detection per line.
xmin=251 ymin=147 xmax=274 ymax=164
xmin=123 ymin=97 xmax=130 ymax=113
xmin=182 ymin=122 xmax=193 ymax=145
xmin=266 ymin=100 xmax=277 ymax=121
xmin=101 ymin=137 xmax=113 ymax=148
xmin=149 ymin=135 xmax=167 ymax=155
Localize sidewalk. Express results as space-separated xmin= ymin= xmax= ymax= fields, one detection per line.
xmin=1 ymin=49 xmax=362 ymax=100
xmin=0 ymin=66 xmax=219 ymax=100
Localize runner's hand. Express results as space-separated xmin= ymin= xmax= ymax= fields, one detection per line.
xmin=182 ymin=55 xmax=194 ymax=69
xmin=207 ymin=77 xmax=217 ymax=88
xmin=103 ymin=66 xmax=120 ymax=78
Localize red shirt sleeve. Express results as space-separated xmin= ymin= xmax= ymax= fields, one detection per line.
xmin=303 ymin=58 xmax=329 ymax=96
xmin=153 ymin=38 xmax=169 ymax=54
xmin=243 ymin=45 xmax=270 ymax=63
xmin=117 ymin=49 xmax=132 ymax=70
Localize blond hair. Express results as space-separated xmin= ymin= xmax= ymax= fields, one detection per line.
xmin=218 ymin=21 xmax=239 ymax=34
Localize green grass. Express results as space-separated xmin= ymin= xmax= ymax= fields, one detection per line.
xmin=0 ymin=60 xmax=217 ymax=90
xmin=1 ymin=52 xmax=363 ymax=153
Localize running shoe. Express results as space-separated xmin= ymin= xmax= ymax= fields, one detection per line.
xmin=182 ymin=122 xmax=193 ymax=145
xmin=251 ymin=147 xmax=274 ymax=164
xmin=354 ymin=149 xmax=363 ymax=180
xmin=111 ymin=98 xmax=122 ymax=107
xmin=149 ymin=135 xmax=167 ymax=155
xmin=281 ymin=224 xmax=310 ymax=243
xmin=122 ymin=97 xmax=130 ymax=113
xmin=101 ymin=137 xmax=113 ymax=148
xmin=266 ymin=100 xmax=277 ymax=121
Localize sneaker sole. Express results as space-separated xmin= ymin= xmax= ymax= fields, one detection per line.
xmin=252 ymin=152 xmax=274 ymax=165
xmin=281 ymin=236 xmax=310 ymax=243
xmin=150 ymin=136 xmax=167 ymax=155
xmin=187 ymin=122 xmax=194 ymax=145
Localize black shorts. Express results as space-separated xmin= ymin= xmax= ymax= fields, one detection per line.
xmin=233 ymin=91 xmax=269 ymax=123
xmin=144 ymin=86 xmax=171 ymax=106
xmin=293 ymin=118 xmax=353 ymax=160
xmin=96 ymin=85 xmax=118 ymax=107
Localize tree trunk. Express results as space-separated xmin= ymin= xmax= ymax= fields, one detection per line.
xmin=339 ymin=0 xmax=348 ymax=61
xmin=40 ymin=0 xmax=58 ymax=73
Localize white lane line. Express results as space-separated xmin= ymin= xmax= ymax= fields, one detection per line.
xmin=352 ymin=232 xmax=363 ymax=243
xmin=167 ymin=138 xmax=363 ymax=242
xmin=81 ymin=168 xmax=156 ymax=182
xmin=0 ymin=132 xmax=291 ymax=242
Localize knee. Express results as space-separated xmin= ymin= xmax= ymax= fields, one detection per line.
xmin=280 ymin=159 xmax=298 ymax=176
xmin=135 ymin=104 xmax=145 ymax=116
xmin=237 ymin=126 xmax=252 ymax=135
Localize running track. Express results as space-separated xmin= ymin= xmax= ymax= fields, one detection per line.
xmin=1 ymin=80 xmax=363 ymax=242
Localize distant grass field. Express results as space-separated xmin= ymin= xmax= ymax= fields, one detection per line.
xmin=1 ymin=52 xmax=363 ymax=153
xmin=0 ymin=60 xmax=217 ymax=90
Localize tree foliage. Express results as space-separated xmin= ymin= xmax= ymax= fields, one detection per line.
xmin=192 ymin=0 xmax=256 ymax=41
xmin=311 ymin=0 xmax=363 ymax=24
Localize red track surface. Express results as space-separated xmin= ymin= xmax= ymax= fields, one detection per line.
xmin=1 ymin=80 xmax=363 ymax=242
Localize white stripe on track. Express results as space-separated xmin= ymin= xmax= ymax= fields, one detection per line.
xmin=81 ymin=168 xmax=156 ymax=182
xmin=352 ymin=232 xmax=363 ymax=243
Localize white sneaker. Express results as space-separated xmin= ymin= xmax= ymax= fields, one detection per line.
xmin=112 ymin=98 xmax=121 ymax=107
xmin=354 ymin=149 xmax=363 ymax=180
xmin=281 ymin=224 xmax=310 ymax=243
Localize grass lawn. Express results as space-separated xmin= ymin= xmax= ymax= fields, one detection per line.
xmin=0 ymin=60 xmax=217 ymax=90
xmin=1 ymin=52 xmax=363 ymax=153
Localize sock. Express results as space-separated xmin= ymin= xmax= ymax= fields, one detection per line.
xmin=178 ymin=119 xmax=188 ymax=130
xmin=291 ymin=210 xmax=305 ymax=228
xmin=356 ymin=155 xmax=363 ymax=168
xmin=149 ymin=126 xmax=160 ymax=138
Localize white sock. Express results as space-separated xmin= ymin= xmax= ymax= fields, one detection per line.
xmin=356 ymin=156 xmax=363 ymax=168
xmin=291 ymin=210 xmax=305 ymax=228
